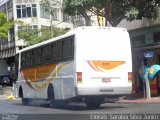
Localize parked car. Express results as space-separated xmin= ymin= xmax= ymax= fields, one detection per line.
xmin=1 ymin=76 xmax=12 ymax=87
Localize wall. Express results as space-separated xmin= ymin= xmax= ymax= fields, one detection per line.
xmin=0 ymin=60 xmax=9 ymax=76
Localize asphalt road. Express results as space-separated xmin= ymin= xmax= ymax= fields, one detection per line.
xmin=1 ymin=86 xmax=160 ymax=120
xmin=0 ymin=99 xmax=160 ymax=120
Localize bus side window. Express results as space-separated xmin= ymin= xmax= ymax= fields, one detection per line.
xmin=21 ymin=52 xmax=26 ymax=67
xmin=13 ymin=54 xmax=19 ymax=82
xmin=62 ymin=37 xmax=74 ymax=60
xmin=56 ymin=41 xmax=63 ymax=61
xmin=41 ymin=46 xmax=46 ymax=64
xmin=66 ymin=38 xmax=74 ymax=59
xmin=52 ymin=42 xmax=57 ymax=62
xmin=37 ymin=48 xmax=41 ymax=64
xmin=46 ymin=44 xmax=52 ymax=62
xmin=62 ymin=40 xmax=67 ymax=60
xmin=25 ymin=51 xmax=33 ymax=67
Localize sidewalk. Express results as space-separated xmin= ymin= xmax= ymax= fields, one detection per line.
xmin=0 ymin=86 xmax=13 ymax=99
xmin=117 ymin=96 xmax=160 ymax=103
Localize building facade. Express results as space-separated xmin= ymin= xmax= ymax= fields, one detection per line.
xmin=119 ymin=19 xmax=160 ymax=96
xmin=0 ymin=0 xmax=85 ymax=79
xmin=0 ymin=0 xmax=101 ymax=81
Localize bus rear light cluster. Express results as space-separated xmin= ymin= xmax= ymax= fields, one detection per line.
xmin=128 ymin=72 xmax=133 ymax=83
xmin=76 ymin=72 xmax=82 ymax=83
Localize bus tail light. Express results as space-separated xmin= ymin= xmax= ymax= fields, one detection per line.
xmin=128 ymin=72 xmax=133 ymax=83
xmin=77 ymin=72 xmax=82 ymax=83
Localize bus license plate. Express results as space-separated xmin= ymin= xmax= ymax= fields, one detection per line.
xmin=100 ymin=89 xmax=113 ymax=92
xmin=102 ymin=77 xmax=111 ymax=83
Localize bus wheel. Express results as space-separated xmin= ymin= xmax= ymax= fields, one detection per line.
xmin=22 ymin=98 xmax=30 ymax=105
xmin=19 ymin=87 xmax=29 ymax=105
xmin=48 ymin=85 xmax=55 ymax=108
xmin=85 ymin=97 xmax=103 ymax=109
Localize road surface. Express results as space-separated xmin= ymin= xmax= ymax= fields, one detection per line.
xmin=0 ymin=99 xmax=160 ymax=120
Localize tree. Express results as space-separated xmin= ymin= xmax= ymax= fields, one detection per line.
xmin=43 ymin=0 xmax=160 ymax=27
xmin=89 ymin=0 xmax=133 ymax=27
xmin=63 ymin=0 xmax=160 ymax=27
xmin=63 ymin=0 xmax=92 ymax=26
xmin=0 ymin=12 xmax=13 ymax=40
xmin=63 ymin=0 xmax=135 ymax=27
xmin=128 ymin=0 xmax=160 ymax=20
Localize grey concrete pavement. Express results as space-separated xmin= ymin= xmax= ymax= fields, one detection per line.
xmin=0 ymin=86 xmax=13 ymax=99
xmin=117 ymin=95 xmax=160 ymax=103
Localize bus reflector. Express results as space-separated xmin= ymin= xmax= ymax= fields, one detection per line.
xmin=77 ymin=72 xmax=82 ymax=83
xmin=128 ymin=72 xmax=132 ymax=83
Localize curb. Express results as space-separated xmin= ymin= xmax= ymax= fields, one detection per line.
xmin=117 ymin=99 xmax=160 ymax=104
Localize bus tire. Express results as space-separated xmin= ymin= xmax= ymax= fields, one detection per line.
xmin=22 ymin=98 xmax=30 ymax=105
xmin=48 ymin=84 xmax=55 ymax=108
xmin=19 ymin=87 xmax=30 ymax=105
xmin=85 ymin=97 xmax=103 ymax=109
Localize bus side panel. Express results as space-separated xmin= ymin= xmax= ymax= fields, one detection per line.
xmin=16 ymin=71 xmax=36 ymax=98
xmin=53 ymin=62 xmax=76 ymax=100
xmin=16 ymin=61 xmax=76 ymax=100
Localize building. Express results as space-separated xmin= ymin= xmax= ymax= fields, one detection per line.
xmin=119 ymin=18 xmax=160 ymax=96
xmin=0 ymin=0 xmax=86 ymax=80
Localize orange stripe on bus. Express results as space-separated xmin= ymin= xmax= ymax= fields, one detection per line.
xmin=88 ymin=60 xmax=125 ymax=72
xmin=21 ymin=64 xmax=56 ymax=82
xmin=21 ymin=64 xmax=66 ymax=90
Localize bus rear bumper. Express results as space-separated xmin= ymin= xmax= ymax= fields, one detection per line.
xmin=75 ymin=86 xmax=132 ymax=96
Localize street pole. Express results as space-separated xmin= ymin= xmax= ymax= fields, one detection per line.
xmin=145 ymin=72 xmax=151 ymax=99
xmin=142 ymin=60 xmax=146 ymax=100
xmin=141 ymin=60 xmax=151 ymax=100
xmin=143 ymin=81 xmax=146 ymax=100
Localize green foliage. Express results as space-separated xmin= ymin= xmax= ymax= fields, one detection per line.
xmin=63 ymin=0 xmax=160 ymax=27
xmin=63 ymin=0 xmax=91 ymax=15
xmin=16 ymin=20 xmax=69 ymax=46
xmin=63 ymin=0 xmax=133 ymax=26
xmin=25 ymin=27 xmax=69 ymax=46
xmin=0 ymin=12 xmax=13 ymax=40
xmin=102 ymin=0 xmax=132 ymax=26
xmin=40 ymin=0 xmax=54 ymax=14
xmin=129 ymin=0 xmax=160 ymax=20
xmin=63 ymin=0 xmax=93 ymax=25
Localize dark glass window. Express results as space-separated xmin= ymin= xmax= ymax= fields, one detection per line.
xmin=21 ymin=35 xmax=74 ymax=68
xmin=16 ymin=4 xmax=37 ymax=18
xmin=16 ymin=5 xmax=21 ymax=18
xmin=131 ymin=35 xmax=145 ymax=47
xmin=40 ymin=5 xmax=50 ymax=19
xmin=22 ymin=5 xmax=26 ymax=17
xmin=52 ymin=8 xmax=59 ymax=21
xmin=32 ymin=4 xmax=37 ymax=17
xmin=27 ymin=7 xmax=31 ymax=17
xmin=154 ymin=32 xmax=160 ymax=43
xmin=21 ymin=52 xmax=26 ymax=67
xmin=52 ymin=43 xmax=57 ymax=62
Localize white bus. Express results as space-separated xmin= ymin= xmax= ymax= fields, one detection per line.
xmin=13 ymin=26 xmax=132 ymax=108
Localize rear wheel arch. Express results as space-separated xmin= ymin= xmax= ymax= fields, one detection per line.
xmin=47 ymin=83 xmax=55 ymax=108
xmin=19 ymin=86 xmax=30 ymax=105
xmin=19 ymin=86 xmax=23 ymax=98
xmin=47 ymin=84 xmax=54 ymax=99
